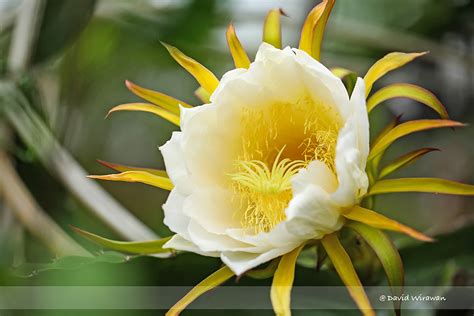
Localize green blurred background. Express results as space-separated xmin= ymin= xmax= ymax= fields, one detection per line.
xmin=0 ymin=0 xmax=473 ymax=315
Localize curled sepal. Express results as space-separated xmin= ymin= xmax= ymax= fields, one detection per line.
xmin=364 ymin=52 xmax=427 ymax=96
xmin=161 ymin=42 xmax=219 ymax=95
xmin=194 ymin=86 xmax=211 ymax=103
xmin=368 ymin=119 xmax=464 ymax=160
xmin=263 ymin=8 xmax=284 ymax=49
xmin=88 ymin=171 xmax=173 ymax=191
xmin=367 ymin=83 xmax=449 ymax=119
xmin=368 ymin=177 xmax=474 ymax=196
xmin=321 ymin=233 xmax=375 ymax=316
xmin=343 ymin=206 xmax=433 ymax=242
xmin=167 ymin=266 xmax=234 ymax=316
xmin=299 ymin=0 xmax=335 ymax=61
xmin=378 ymin=148 xmax=439 ymax=179
xmin=97 ymin=160 xmax=168 ymax=178
xmin=226 ymin=24 xmax=251 ymax=69
xmin=271 ymin=244 xmax=305 ymax=316
xmin=244 ymin=258 xmax=279 ymax=280
xmin=346 ymin=222 xmax=404 ymax=315
xmin=72 ymin=227 xmax=172 ymax=254
xmin=108 ymin=103 xmax=180 ymax=126
xmin=125 ymin=80 xmax=192 ymax=115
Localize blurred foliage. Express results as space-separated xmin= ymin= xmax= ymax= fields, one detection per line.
xmin=33 ymin=0 xmax=97 ymax=64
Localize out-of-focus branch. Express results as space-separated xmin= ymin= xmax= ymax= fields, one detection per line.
xmin=0 ymin=81 xmax=160 ymax=242
xmin=0 ymin=150 xmax=89 ymax=257
xmin=328 ymin=18 xmax=473 ymax=71
xmin=7 ymin=0 xmax=46 ymax=74
xmin=2 ymin=0 xmax=160 ymax=245
xmin=0 ymin=195 xmax=26 ymax=265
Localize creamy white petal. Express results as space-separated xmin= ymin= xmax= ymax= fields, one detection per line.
xmin=285 ymin=184 xmax=344 ymax=238
xmin=350 ymin=78 xmax=370 ymax=166
xmin=159 ymin=132 xmax=193 ymax=195
xmin=292 ymin=160 xmax=338 ymax=195
xmin=181 ymin=104 xmax=239 ymax=187
xmin=162 ymin=188 xmax=191 ymax=239
xmin=292 ymin=47 xmax=352 ymax=120
xmin=182 ymin=187 xmax=242 ymax=234
xmin=164 ymin=234 xmax=219 ymax=257
xmin=221 ymin=245 xmax=298 ymax=275
xmin=187 ymin=220 xmax=250 ymax=252
xmin=330 ymin=78 xmax=369 ymax=207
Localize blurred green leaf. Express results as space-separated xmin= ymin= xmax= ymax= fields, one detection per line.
xmin=33 ymin=0 xmax=96 ymax=64
xmin=12 ymin=251 xmax=130 ymax=278
xmin=296 ymin=244 xmax=318 ymax=269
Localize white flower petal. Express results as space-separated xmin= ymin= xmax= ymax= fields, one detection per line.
xmin=162 ymin=188 xmax=191 ymax=239
xmin=292 ymin=160 xmax=338 ymax=194
xmin=181 ymin=104 xmax=239 ymax=187
xmin=331 ymin=79 xmax=369 ymax=207
xmin=183 ymin=187 xmax=242 ymax=234
xmin=350 ymin=78 xmax=370 ymax=165
xmin=159 ymin=132 xmax=192 ymax=195
xmin=285 ymin=184 xmax=344 ymax=238
xmin=292 ymin=47 xmax=352 ymax=120
xmin=221 ymin=245 xmax=298 ymax=275
xmin=164 ymin=234 xmax=219 ymax=257
xmin=187 ymin=220 xmax=250 ymax=252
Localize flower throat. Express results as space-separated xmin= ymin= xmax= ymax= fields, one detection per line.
xmin=229 ymin=98 xmax=342 ymax=234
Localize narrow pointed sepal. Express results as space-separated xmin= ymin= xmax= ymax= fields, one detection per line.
xmin=125 ymin=80 xmax=192 ymax=114
xmin=346 ymin=222 xmax=404 ymax=315
xmin=364 ymin=52 xmax=428 ymax=96
xmin=343 ymin=206 xmax=433 ymax=242
xmin=88 ymin=171 xmax=173 ymax=191
xmin=226 ymin=24 xmax=251 ymax=69
xmin=194 ymin=86 xmax=211 ymax=103
xmin=367 ymin=83 xmax=449 ymax=119
xmin=299 ymin=0 xmax=335 ymax=61
xmin=321 ymin=233 xmax=375 ymax=316
xmin=107 ymin=103 xmax=180 ymax=126
xmin=378 ymin=147 xmax=439 ymax=179
xmin=263 ymin=8 xmax=284 ymax=49
xmin=271 ymin=244 xmax=305 ymax=316
xmin=161 ymin=42 xmax=219 ymax=95
xmin=167 ymin=266 xmax=234 ymax=316
xmin=368 ymin=115 xmax=403 ymax=176
xmin=368 ymin=177 xmax=474 ymax=196
xmin=72 ymin=227 xmax=172 ymax=254
xmin=96 ymin=160 xmax=168 ymax=178
xmin=368 ymin=119 xmax=464 ymax=160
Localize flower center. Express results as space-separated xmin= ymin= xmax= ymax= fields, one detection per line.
xmin=229 ymin=97 xmax=342 ymax=234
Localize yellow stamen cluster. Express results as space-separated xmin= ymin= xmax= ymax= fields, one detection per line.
xmin=229 ymin=97 xmax=342 ymax=233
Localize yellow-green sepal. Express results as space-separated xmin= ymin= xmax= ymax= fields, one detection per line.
xmin=167 ymin=266 xmax=234 ymax=316
xmin=346 ymin=222 xmax=404 ymax=316
xmin=367 ymin=83 xmax=448 ymax=119
xmin=72 ymin=227 xmax=173 ymax=254
xmin=378 ymin=147 xmax=439 ymax=179
xmin=368 ymin=177 xmax=474 ymax=196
